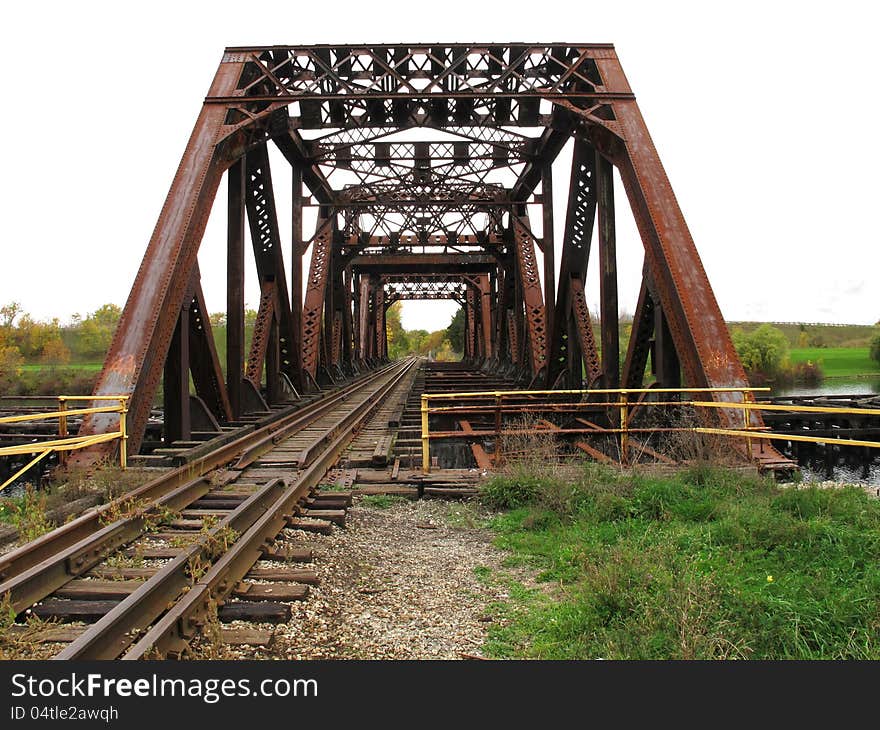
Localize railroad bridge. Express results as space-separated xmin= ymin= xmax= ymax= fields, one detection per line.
xmin=70 ymin=43 xmax=786 ymax=471
xmin=4 ymin=43 xmax=880 ymax=660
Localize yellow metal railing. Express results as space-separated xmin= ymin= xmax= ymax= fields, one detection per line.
xmin=419 ymin=387 xmax=880 ymax=473
xmin=0 ymin=395 xmax=129 ymax=492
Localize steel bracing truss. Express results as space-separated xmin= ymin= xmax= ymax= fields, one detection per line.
xmin=76 ymin=42 xmax=777 ymax=468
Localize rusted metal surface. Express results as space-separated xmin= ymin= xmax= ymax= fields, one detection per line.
xmin=570 ymin=277 xmax=602 ymax=387
xmin=301 ymin=217 xmax=334 ymax=380
xmin=245 ymin=281 xmax=276 ymax=387
xmin=511 ymin=216 xmax=548 ymax=377
xmin=77 ymin=43 xmax=777 ymax=466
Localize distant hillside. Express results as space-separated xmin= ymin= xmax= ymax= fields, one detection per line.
xmin=726 ymin=322 xmax=875 ymax=349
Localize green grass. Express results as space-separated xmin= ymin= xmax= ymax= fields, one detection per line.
xmin=19 ymin=362 xmax=103 ymax=373
xmin=360 ymin=494 xmax=409 ymax=509
xmin=788 ymin=347 xmax=878 ymax=378
xmin=479 ymin=465 xmax=880 ymax=659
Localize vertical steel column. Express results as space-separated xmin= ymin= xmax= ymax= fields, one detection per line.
xmin=621 ymin=276 xmax=655 ymax=389
xmin=290 ymin=165 xmax=304 ymax=389
xmin=465 ymin=286 xmax=477 ymax=361
xmin=227 ymin=158 xmax=245 ymax=419
xmin=654 ymin=305 xmax=681 ymax=388
xmin=188 ymin=277 xmax=232 ymax=422
xmin=541 ymin=164 xmax=555 ymax=353
xmin=547 ymin=141 xmax=597 ymax=387
xmin=358 ymin=274 xmax=371 ymax=361
xmin=266 ymin=317 xmax=281 ymax=403
xmin=301 ymin=215 xmax=334 ymax=382
xmin=511 ymin=216 xmax=548 ymax=378
xmin=477 ymin=274 xmax=493 ymax=360
xmin=163 ymin=305 xmax=191 ymax=443
xmin=596 ymin=152 xmax=620 ymax=389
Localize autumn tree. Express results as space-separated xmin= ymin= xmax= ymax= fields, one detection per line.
xmin=445 ymin=308 xmax=464 ymax=354
xmin=732 ymin=324 xmax=789 ymax=379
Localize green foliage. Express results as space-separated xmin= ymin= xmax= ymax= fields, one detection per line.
xmin=446 ymin=307 xmax=465 ymax=354
xmin=732 ymin=324 xmax=789 ymax=379
xmin=1 ymin=485 xmax=53 ymax=543
xmin=73 ymin=304 xmax=121 ymax=358
xmin=870 ymin=330 xmax=880 ymax=365
xmin=384 ymin=302 xmax=458 ymax=360
xmin=481 ymin=466 xmax=880 ymax=659
xmin=0 ymin=345 xmax=25 ymax=395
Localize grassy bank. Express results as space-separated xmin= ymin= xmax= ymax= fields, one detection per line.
xmin=788 ymin=347 xmax=877 ymax=378
xmin=727 ymin=322 xmax=875 ymax=349
xmin=477 ymin=464 xmax=880 ymax=659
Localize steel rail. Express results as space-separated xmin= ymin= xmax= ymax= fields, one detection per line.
xmin=53 ymin=479 xmax=288 ymax=660
xmin=57 ymin=357 xmax=418 ymax=660
xmin=0 ymin=362 xmax=402 ymax=601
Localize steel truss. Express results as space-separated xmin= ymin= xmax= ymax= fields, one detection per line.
xmin=77 ymin=43 xmax=775 ymax=468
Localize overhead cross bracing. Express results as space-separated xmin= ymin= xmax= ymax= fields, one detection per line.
xmin=73 ymin=44 xmax=782 ymax=469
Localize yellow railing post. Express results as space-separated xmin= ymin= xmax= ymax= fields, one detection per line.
xmin=57 ymin=396 xmax=68 ymax=467
xmin=119 ymin=398 xmax=128 ymax=470
xmin=742 ymin=392 xmax=752 ymax=457
xmin=421 ymin=394 xmax=430 ymax=474
xmin=619 ymin=391 xmax=629 ymax=464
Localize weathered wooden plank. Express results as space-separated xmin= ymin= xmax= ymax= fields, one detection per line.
xmin=88 ymin=567 xmax=159 ymax=580
xmin=218 ymin=601 xmax=291 ymax=623
xmin=32 ymin=600 xmax=119 ymax=622
xmin=245 ymin=568 xmax=319 ymax=584
xmin=54 ymin=579 xmax=143 ymax=600
xmin=233 ymin=582 xmax=309 ymax=602
xmin=300 ymin=509 xmax=346 ymax=526
xmin=285 ymin=517 xmax=333 ymax=534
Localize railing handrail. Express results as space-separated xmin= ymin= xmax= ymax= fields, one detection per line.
xmin=0 ymin=394 xmax=129 ymax=492
xmin=421 ymin=386 xmax=770 ymax=401
xmin=419 ymin=386 xmax=879 ymax=473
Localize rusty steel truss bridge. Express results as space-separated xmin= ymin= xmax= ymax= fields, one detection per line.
xmin=72 ymin=43 xmax=780 ymax=468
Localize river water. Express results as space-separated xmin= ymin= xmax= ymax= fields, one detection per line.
xmin=769 ymin=377 xmax=880 ymax=487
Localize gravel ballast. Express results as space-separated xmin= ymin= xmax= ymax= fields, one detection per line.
xmin=191 ymin=497 xmax=521 ymax=660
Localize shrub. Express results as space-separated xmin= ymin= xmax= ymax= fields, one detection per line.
xmin=731 ymin=324 xmax=789 ymax=380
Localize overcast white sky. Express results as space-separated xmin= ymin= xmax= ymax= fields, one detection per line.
xmin=0 ymin=1 xmax=877 ymax=333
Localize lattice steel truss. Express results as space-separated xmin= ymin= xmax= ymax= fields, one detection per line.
xmin=77 ymin=43 xmax=777 ymax=469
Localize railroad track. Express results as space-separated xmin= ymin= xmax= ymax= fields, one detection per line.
xmin=0 ymin=357 xmax=419 ymax=659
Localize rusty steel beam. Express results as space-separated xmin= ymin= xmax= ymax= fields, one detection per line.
xmin=245 ymin=282 xmax=276 ymax=388
xmin=188 ymin=277 xmax=232 ymax=423
xmin=541 ymin=163 xmax=555 ymax=353
xmin=227 ymin=158 xmax=246 ymax=418
xmin=244 ymin=145 xmax=296 ymax=383
xmin=547 ymin=140 xmax=596 ymax=387
xmin=572 ymin=52 xmax=751 ymax=397
xmin=477 ymin=274 xmax=493 ymax=360
xmin=570 ymin=276 xmax=602 ymax=387
xmin=78 ymin=43 xmax=768 ymax=467
xmin=290 ymin=164 xmax=304 ymax=389
xmin=621 ymin=276 xmax=655 ymax=389
xmin=511 ymin=215 xmax=548 ymax=378
xmin=301 ymin=216 xmax=335 ymax=382
xmin=78 ymin=57 xmax=246 ymax=459
xmin=350 ymin=253 xmax=496 ymax=274
xmin=596 ymin=151 xmax=620 ymax=390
